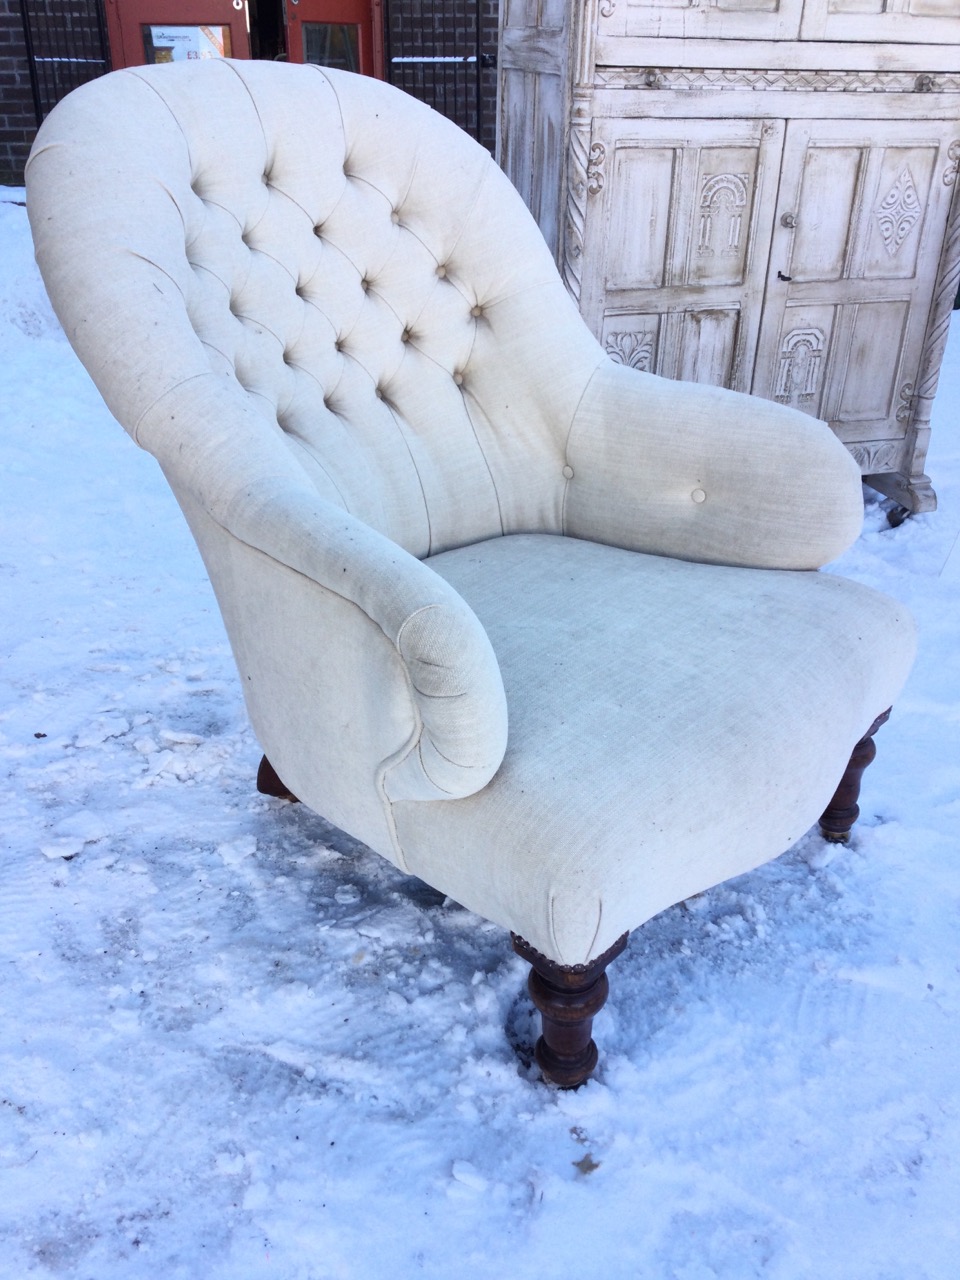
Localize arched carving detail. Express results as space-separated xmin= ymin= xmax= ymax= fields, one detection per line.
xmin=698 ymin=172 xmax=749 ymax=256
xmin=775 ymin=327 xmax=825 ymax=405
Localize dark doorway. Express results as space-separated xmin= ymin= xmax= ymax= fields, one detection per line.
xmin=248 ymin=0 xmax=286 ymax=62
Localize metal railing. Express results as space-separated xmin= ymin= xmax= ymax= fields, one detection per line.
xmin=384 ymin=0 xmax=497 ymax=151
xmin=19 ymin=0 xmax=110 ymax=126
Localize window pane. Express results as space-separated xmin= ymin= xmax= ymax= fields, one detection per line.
xmin=142 ymin=25 xmax=232 ymax=64
xmin=303 ymin=23 xmax=360 ymax=72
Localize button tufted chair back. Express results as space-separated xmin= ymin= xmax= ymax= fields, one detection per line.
xmin=28 ymin=59 xmax=604 ymax=559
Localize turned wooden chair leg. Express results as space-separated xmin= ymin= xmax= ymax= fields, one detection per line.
xmin=512 ymin=932 xmax=629 ymax=1088
xmin=819 ymin=708 xmax=891 ymax=843
xmin=256 ymin=755 xmax=300 ymax=803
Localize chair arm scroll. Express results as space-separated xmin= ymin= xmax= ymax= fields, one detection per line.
xmin=143 ymin=379 xmax=508 ymax=804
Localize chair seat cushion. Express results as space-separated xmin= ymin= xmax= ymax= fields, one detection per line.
xmin=388 ymin=534 xmax=916 ymax=965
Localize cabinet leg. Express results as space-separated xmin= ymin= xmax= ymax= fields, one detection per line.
xmin=512 ymin=932 xmax=628 ymax=1088
xmin=819 ymin=709 xmax=890 ymax=843
xmin=863 ymin=471 xmax=937 ymax=516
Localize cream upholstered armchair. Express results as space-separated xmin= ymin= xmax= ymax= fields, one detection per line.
xmin=27 ymin=60 xmax=916 ymax=1087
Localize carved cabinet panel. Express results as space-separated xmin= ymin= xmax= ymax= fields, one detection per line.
xmin=799 ymin=0 xmax=960 ymax=44
xmin=498 ymin=0 xmax=960 ymax=512
xmin=600 ymin=0 xmax=806 ymax=42
xmin=581 ymin=118 xmax=784 ymax=389
xmin=753 ymin=122 xmax=958 ymax=462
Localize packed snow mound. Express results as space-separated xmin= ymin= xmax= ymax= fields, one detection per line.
xmin=1 ymin=191 xmax=64 ymax=345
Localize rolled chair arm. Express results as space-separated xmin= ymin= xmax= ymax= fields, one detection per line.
xmin=140 ymin=377 xmax=508 ymax=803
xmin=563 ymin=360 xmax=865 ymax=570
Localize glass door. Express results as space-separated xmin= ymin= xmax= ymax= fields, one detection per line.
xmin=285 ymin=0 xmax=382 ymax=77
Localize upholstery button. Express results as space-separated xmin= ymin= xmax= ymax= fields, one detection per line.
xmin=453 ymin=372 xmax=463 ymax=386
xmin=375 ymin=387 xmax=384 ymax=399
xmin=401 ymin=329 xmax=411 ymax=344
xmin=436 ymin=264 xmax=447 ymax=278
xmin=691 ymin=488 xmax=706 ymax=503
xmin=471 ymin=305 xmax=483 ymax=318
xmin=562 ymin=465 xmax=575 ymax=480
xmin=313 ymin=225 xmax=324 ymax=238
xmin=391 ymin=211 xmax=401 ymax=224
xmin=361 ymin=278 xmax=370 ymax=292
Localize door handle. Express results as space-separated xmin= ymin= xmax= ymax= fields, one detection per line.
xmin=777 ymin=271 xmax=793 ymax=282
xmin=780 ymin=212 xmax=797 ymax=229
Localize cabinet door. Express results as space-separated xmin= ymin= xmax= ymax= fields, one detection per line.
xmin=800 ymin=0 xmax=960 ymax=45
xmin=599 ymin=0 xmax=804 ymax=39
xmin=580 ymin=118 xmax=784 ymax=391
xmin=753 ymin=119 xmax=959 ymax=461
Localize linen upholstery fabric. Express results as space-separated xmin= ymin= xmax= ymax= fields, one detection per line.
xmin=27 ymin=60 xmax=916 ymax=966
xmin=398 ymin=535 xmax=916 ymax=962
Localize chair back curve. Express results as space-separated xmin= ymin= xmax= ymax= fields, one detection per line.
xmin=27 ymin=59 xmax=605 ymax=559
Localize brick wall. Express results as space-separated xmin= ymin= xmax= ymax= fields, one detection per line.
xmin=1 ymin=0 xmax=110 ymax=185
xmin=0 ymin=0 xmax=37 ymax=184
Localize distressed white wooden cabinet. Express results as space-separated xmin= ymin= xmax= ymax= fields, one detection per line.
xmin=499 ymin=0 xmax=960 ymax=513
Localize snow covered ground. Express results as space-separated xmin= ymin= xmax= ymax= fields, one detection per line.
xmin=2 ymin=187 xmax=958 ymax=1280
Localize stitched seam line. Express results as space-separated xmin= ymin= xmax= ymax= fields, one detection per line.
xmin=560 ymin=354 xmax=608 ymax=536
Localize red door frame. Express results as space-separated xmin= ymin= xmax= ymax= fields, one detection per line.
xmin=284 ymin=0 xmax=383 ymax=78
xmin=103 ymin=0 xmax=384 ymax=76
xmin=103 ymin=0 xmax=251 ymax=68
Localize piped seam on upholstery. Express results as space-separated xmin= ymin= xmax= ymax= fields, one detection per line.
xmin=560 ymin=354 xmax=609 ymax=537
xmin=128 ymin=250 xmax=190 ymax=300
xmin=548 ymin=893 xmax=605 ymax=968
xmin=199 ymin=336 xmax=236 ymax=370
xmin=375 ymin=722 xmax=425 ymax=874
xmin=282 ymin=432 xmax=353 ymax=513
xmin=382 ymin=398 xmax=434 ymax=554
xmin=132 ymin=371 xmax=212 ymax=446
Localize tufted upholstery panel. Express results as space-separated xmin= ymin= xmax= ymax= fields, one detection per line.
xmin=28 ymin=59 xmax=603 ymax=560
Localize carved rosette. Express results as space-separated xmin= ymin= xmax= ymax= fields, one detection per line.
xmin=876 ymin=167 xmax=922 ymax=257
xmin=605 ymin=330 xmax=655 ymax=371
xmin=847 ymin=441 xmax=905 ymax=474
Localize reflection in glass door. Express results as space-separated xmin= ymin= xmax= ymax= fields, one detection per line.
xmin=285 ymin=0 xmax=380 ymax=77
xmin=303 ymin=22 xmax=360 ymax=71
